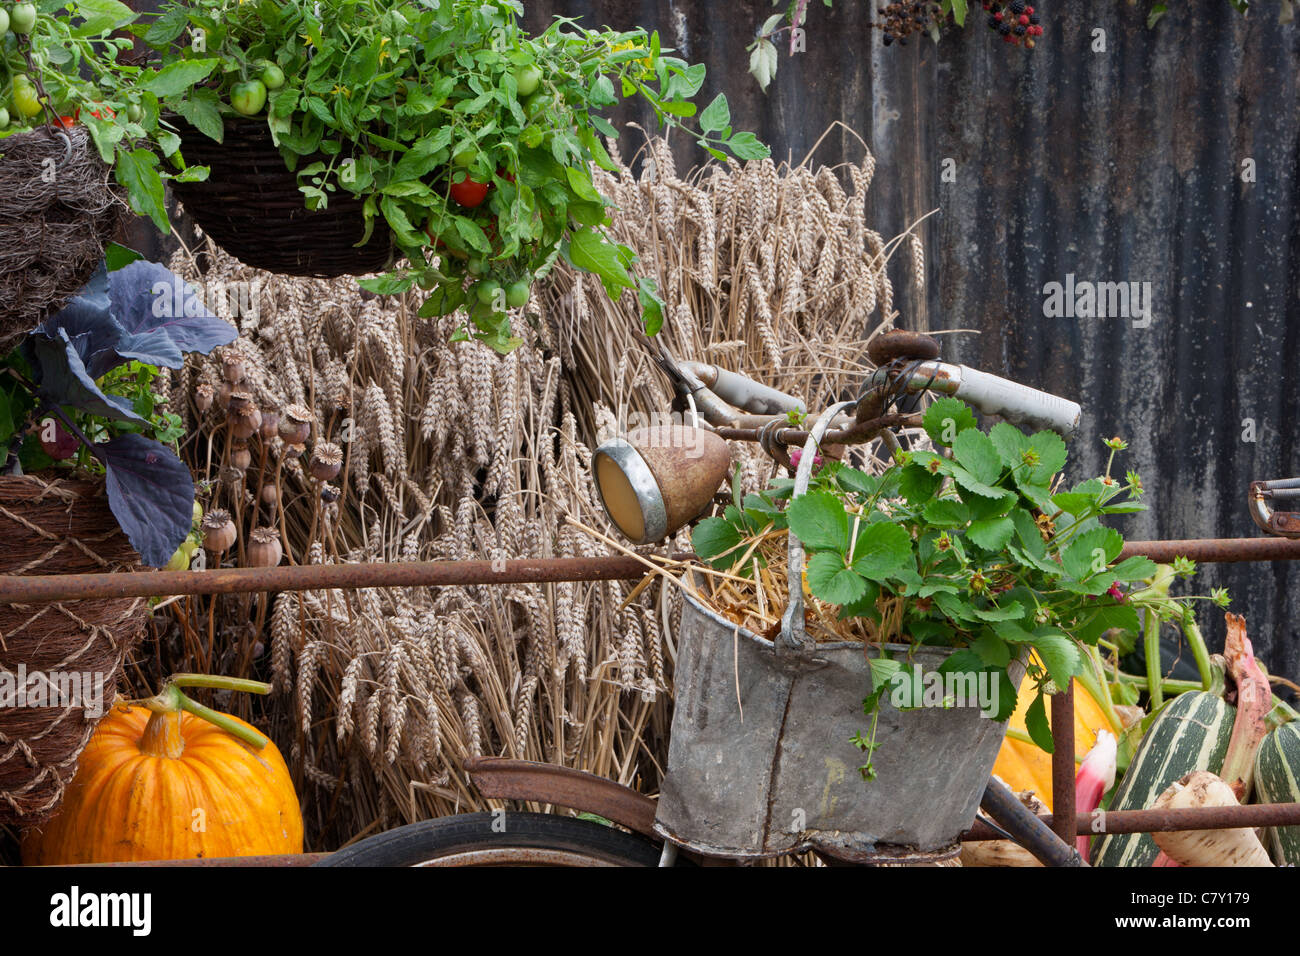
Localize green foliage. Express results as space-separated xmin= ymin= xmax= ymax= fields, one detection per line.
xmin=130 ymin=0 xmax=768 ymax=352
xmin=692 ymin=400 xmax=1227 ymax=780
xmin=0 ymin=354 xmax=185 ymax=476
xmin=0 ymin=1 xmax=207 ymax=231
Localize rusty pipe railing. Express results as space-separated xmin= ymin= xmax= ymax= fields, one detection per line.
xmin=2 ymin=537 xmax=1299 ymax=604
xmin=0 ymin=554 xmax=694 ymax=604
xmin=962 ymin=799 xmax=1300 ymax=841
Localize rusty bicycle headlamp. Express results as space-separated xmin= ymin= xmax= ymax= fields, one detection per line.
xmin=592 ymin=424 xmax=732 ymax=545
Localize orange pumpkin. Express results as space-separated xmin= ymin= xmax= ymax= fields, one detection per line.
xmin=992 ymin=677 xmax=1115 ymax=812
xmin=22 ymin=677 xmax=301 ymax=864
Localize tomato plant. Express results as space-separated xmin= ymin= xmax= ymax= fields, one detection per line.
xmin=9 ymin=3 xmax=36 ymax=35
xmin=229 ymin=79 xmax=267 ymax=115
xmin=0 ymin=3 xmax=212 ymax=231
xmin=136 ymin=0 xmax=769 ymax=353
xmin=512 ymin=63 xmax=541 ymax=97
xmin=449 ymin=172 xmax=490 ymax=209
xmin=505 ymin=281 xmax=529 ymax=309
xmin=257 ymin=60 xmax=284 ymax=90
xmin=9 ymin=75 xmax=41 ymax=118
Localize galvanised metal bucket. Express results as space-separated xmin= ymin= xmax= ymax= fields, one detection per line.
xmin=654 ymin=402 xmax=1017 ymax=862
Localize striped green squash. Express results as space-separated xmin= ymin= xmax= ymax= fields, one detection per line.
xmin=1254 ymin=722 xmax=1300 ymax=865
xmin=1093 ymin=691 xmax=1234 ymax=867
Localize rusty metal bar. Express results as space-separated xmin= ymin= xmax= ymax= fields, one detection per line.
xmin=3 ymin=537 xmax=1299 ymax=606
xmin=962 ymin=800 xmax=1300 ymax=841
xmin=1050 ymin=683 xmax=1076 ymax=846
xmin=0 ymin=554 xmax=695 ymax=604
xmin=1119 ymin=537 xmax=1300 ymax=563
xmin=980 ymin=775 xmax=1085 ymax=866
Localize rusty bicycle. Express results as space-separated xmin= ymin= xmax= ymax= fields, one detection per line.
xmin=318 ymin=331 xmax=1094 ymax=867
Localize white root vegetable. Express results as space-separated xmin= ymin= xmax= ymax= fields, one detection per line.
xmin=1151 ymin=771 xmax=1273 ymax=867
xmin=961 ymin=783 xmax=1046 ymax=867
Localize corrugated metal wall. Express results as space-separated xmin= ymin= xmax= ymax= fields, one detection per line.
xmin=523 ymin=1 xmax=1300 ymax=679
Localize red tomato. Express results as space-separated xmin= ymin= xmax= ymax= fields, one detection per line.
xmin=88 ymin=105 xmax=115 ymax=120
xmin=56 ymin=115 xmax=76 ymax=128
xmin=449 ymin=171 xmax=489 ymax=208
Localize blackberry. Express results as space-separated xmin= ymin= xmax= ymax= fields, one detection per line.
xmin=1014 ymin=23 xmax=1026 ymax=34
xmin=1029 ymin=12 xmax=1040 ymax=23
xmin=1010 ymin=0 xmax=1025 ymax=12
xmin=883 ymin=34 xmax=893 ymax=45
xmin=998 ymin=21 xmax=1011 ymax=34
xmin=987 ymin=13 xmax=998 ymax=27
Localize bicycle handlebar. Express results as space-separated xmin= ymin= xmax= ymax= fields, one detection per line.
xmin=870 ymin=361 xmax=1081 ymax=440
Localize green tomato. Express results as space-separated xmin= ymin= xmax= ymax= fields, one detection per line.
xmin=505 ymin=280 xmax=530 ymax=309
xmin=230 ymin=79 xmax=268 ymax=116
xmin=453 ymin=148 xmax=477 ymax=168
xmin=475 ymin=280 xmax=501 ymax=306
xmin=0 ymin=107 xmax=9 ymax=129
xmin=466 ymin=256 xmax=486 ymax=275
xmin=11 ymin=76 xmax=41 ymax=119
xmin=126 ymin=102 xmax=142 ymax=123
xmin=258 ymin=61 xmax=285 ymax=91
xmin=513 ymin=63 xmax=542 ymax=98
xmin=522 ymin=91 xmax=550 ymax=117
xmin=0 ymin=8 xmax=10 ymax=34
xmin=192 ymin=500 xmax=203 ymax=524
xmin=9 ymin=3 xmax=36 ymax=35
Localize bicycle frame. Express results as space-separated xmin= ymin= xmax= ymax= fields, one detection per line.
xmin=461 ymin=756 xmax=1083 ymax=867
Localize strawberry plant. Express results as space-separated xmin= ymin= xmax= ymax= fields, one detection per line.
xmin=692 ymin=398 xmax=1231 ymax=781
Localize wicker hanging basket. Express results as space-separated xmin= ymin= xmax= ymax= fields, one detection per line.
xmin=0 ymin=475 xmax=148 ymax=826
xmin=0 ymin=125 xmax=130 ymax=356
xmin=169 ymin=116 xmax=395 ymax=278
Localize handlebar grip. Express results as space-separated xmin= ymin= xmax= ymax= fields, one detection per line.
xmin=952 ymin=366 xmax=1081 ymax=440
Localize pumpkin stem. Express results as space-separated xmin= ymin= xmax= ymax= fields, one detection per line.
xmin=169 ymin=673 xmax=273 ymax=697
xmin=140 ymin=676 xmax=271 ymax=752
xmin=140 ymin=708 xmax=186 ymax=759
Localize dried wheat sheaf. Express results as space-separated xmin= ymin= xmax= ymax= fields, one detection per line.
xmin=163 ymin=132 xmax=921 ymax=847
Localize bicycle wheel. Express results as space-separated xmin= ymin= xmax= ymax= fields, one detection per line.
xmin=315 ymin=812 xmax=673 ymax=867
